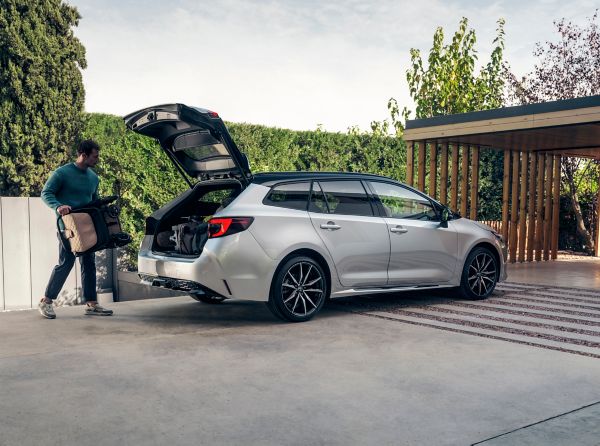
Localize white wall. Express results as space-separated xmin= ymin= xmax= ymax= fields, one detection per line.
xmin=0 ymin=197 xmax=114 ymax=310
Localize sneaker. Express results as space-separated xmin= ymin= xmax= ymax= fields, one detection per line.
xmin=85 ymin=304 xmax=113 ymax=316
xmin=38 ymin=301 xmax=56 ymax=319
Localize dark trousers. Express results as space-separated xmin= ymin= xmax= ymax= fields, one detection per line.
xmin=45 ymin=233 xmax=97 ymax=302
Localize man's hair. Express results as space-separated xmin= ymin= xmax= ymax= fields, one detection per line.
xmin=77 ymin=139 xmax=100 ymax=156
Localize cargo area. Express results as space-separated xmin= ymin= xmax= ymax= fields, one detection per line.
xmin=148 ymin=180 xmax=242 ymax=257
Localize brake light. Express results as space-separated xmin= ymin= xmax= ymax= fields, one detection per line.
xmin=208 ymin=111 xmax=219 ymax=118
xmin=208 ymin=217 xmax=254 ymax=238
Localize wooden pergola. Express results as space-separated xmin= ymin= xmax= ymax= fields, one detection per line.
xmin=403 ymin=95 xmax=600 ymax=262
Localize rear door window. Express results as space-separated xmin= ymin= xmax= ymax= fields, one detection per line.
xmin=264 ymin=182 xmax=311 ymax=211
xmin=318 ymin=180 xmax=374 ymax=217
xmin=309 ymin=182 xmax=329 ymax=213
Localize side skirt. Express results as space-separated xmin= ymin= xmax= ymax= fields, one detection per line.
xmin=330 ymin=284 xmax=456 ymax=299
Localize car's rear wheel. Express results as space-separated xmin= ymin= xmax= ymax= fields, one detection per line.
xmin=459 ymin=247 xmax=498 ymax=300
xmin=268 ymin=256 xmax=328 ymax=322
xmin=189 ymin=292 xmax=226 ymax=304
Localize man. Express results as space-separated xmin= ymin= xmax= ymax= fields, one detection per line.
xmin=38 ymin=139 xmax=113 ymax=319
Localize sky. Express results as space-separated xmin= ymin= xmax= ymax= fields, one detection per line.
xmin=69 ymin=0 xmax=599 ymax=132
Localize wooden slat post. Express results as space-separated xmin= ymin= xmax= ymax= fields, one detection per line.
xmin=596 ymin=176 xmax=600 ymax=257
xmin=406 ymin=141 xmax=414 ymax=186
xmin=518 ymin=150 xmax=528 ymax=262
xmin=418 ymin=141 xmax=426 ymax=192
xmin=451 ymin=144 xmax=459 ymax=211
xmin=440 ymin=143 xmax=449 ymax=205
xmin=526 ymin=152 xmax=537 ymax=262
xmin=461 ymin=146 xmax=469 ymax=217
xmin=469 ymin=146 xmax=479 ymax=220
xmin=509 ymin=151 xmax=520 ymax=263
xmin=544 ymin=154 xmax=553 ymax=261
xmin=551 ymin=155 xmax=561 ymax=259
xmin=535 ymin=153 xmax=545 ymax=261
xmin=429 ymin=143 xmax=438 ymax=199
xmin=502 ymin=149 xmax=511 ymax=243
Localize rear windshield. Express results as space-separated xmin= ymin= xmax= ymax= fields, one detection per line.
xmin=173 ymin=130 xmax=228 ymax=161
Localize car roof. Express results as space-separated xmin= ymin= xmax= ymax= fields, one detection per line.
xmin=252 ymin=171 xmax=397 ymax=185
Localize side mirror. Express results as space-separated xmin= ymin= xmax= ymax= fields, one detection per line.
xmin=439 ymin=207 xmax=450 ymax=228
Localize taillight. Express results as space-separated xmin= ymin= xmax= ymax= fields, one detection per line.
xmin=208 ymin=217 xmax=254 ymax=238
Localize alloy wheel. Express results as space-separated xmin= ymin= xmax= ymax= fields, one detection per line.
xmin=281 ymin=261 xmax=325 ymax=317
xmin=467 ymin=252 xmax=497 ymax=297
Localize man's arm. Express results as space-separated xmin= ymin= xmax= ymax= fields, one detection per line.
xmin=41 ymin=170 xmax=69 ymax=214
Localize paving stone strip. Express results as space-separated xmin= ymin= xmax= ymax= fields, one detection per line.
xmin=499 ymin=282 xmax=600 ymax=296
xmin=388 ymin=309 xmax=600 ymax=348
xmin=463 ymin=299 xmax=600 ymax=319
xmin=495 ymin=295 xmax=600 ymax=312
xmin=361 ymin=311 xmax=600 ymax=359
xmin=508 ymin=291 xmax=600 ymax=305
xmin=408 ymin=305 xmax=600 ymax=337
xmin=332 ymin=283 xmax=600 ymax=359
xmin=448 ymin=302 xmax=600 ymax=326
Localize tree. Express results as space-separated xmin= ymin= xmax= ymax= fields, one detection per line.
xmin=401 ymin=17 xmax=505 ymax=122
xmin=0 ymin=0 xmax=87 ymax=196
xmin=391 ymin=17 xmax=507 ymax=219
xmin=506 ymin=11 xmax=600 ymax=253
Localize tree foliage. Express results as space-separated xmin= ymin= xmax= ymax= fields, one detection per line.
xmin=394 ymin=17 xmax=507 ymax=219
xmin=403 ymin=17 xmax=505 ymax=121
xmin=83 ymin=114 xmax=406 ymax=269
xmin=0 ymin=0 xmax=86 ymax=196
xmin=506 ymin=11 xmax=600 ymax=253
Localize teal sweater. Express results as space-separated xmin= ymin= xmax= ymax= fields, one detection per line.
xmin=41 ymin=163 xmax=99 ymax=226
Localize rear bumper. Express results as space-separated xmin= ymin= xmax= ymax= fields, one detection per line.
xmin=137 ymin=231 xmax=275 ymax=301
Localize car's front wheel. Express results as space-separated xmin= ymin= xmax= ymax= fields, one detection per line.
xmin=268 ymin=256 xmax=328 ymax=322
xmin=459 ymin=247 xmax=498 ymax=300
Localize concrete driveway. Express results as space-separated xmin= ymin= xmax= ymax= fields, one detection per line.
xmin=1 ymin=283 xmax=600 ymax=446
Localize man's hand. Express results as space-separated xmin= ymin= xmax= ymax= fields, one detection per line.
xmin=57 ymin=205 xmax=72 ymax=216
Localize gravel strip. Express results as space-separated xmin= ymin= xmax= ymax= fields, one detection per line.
xmin=356 ymin=312 xmax=600 ymax=360
xmin=497 ymin=294 xmax=600 ymax=312
xmin=407 ymin=305 xmax=600 ymax=337
xmin=514 ymin=291 xmax=600 ymax=305
xmin=388 ymin=310 xmax=600 ymax=348
xmin=446 ymin=302 xmax=600 ymax=326
xmin=502 ymin=281 xmax=600 ymax=296
xmin=470 ymin=299 xmax=600 ymax=319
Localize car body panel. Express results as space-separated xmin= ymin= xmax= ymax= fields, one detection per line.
xmin=384 ymin=217 xmax=458 ymax=285
xmin=308 ymin=212 xmax=390 ymax=287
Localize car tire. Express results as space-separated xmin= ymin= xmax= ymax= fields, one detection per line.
xmin=459 ymin=247 xmax=498 ymax=300
xmin=268 ymin=256 xmax=328 ymax=322
xmin=189 ymin=293 xmax=226 ymax=304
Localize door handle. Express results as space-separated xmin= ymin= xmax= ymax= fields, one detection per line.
xmin=390 ymin=225 xmax=408 ymax=234
xmin=320 ymin=221 xmax=341 ymax=230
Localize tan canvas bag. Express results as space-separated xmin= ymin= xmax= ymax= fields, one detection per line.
xmin=62 ymin=213 xmax=97 ymax=254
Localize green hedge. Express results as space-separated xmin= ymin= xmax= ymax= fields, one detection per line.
xmin=82 ymin=113 xmax=406 ymax=269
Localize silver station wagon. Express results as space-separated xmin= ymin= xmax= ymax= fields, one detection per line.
xmin=125 ymin=104 xmax=507 ymax=322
